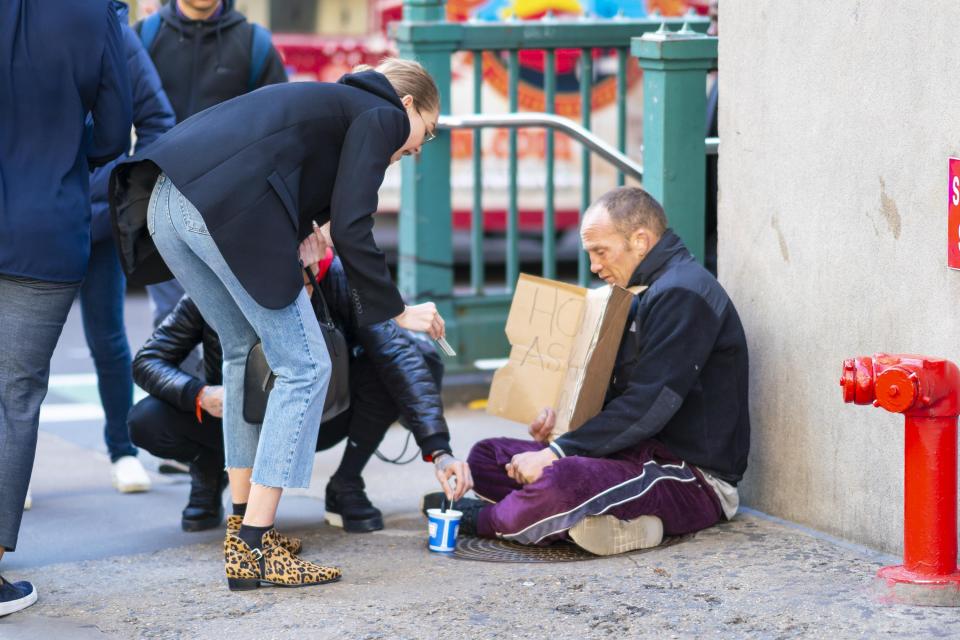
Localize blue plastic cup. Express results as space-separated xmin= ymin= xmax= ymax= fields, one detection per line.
xmin=427 ymin=508 xmax=462 ymax=553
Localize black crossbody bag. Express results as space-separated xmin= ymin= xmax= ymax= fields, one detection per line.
xmin=243 ymin=267 xmax=350 ymax=424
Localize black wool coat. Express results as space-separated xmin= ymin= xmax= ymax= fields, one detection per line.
xmin=110 ymin=71 xmax=410 ymax=325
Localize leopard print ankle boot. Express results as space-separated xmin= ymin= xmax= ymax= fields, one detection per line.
xmin=225 ymin=515 xmax=302 ymax=555
xmin=224 ymin=530 xmax=341 ymax=591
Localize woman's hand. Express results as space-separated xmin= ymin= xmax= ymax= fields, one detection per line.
xmin=200 ymin=385 xmax=225 ymax=418
xmin=298 ymin=226 xmax=328 ymax=272
xmin=395 ymin=302 xmax=445 ymax=339
xmin=528 ymin=408 xmax=556 ymax=443
xmin=434 ymin=454 xmax=474 ymax=501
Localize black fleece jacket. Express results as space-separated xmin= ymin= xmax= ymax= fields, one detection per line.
xmin=552 ymin=231 xmax=750 ymax=484
xmin=135 ymin=0 xmax=287 ymax=122
xmin=132 ymin=257 xmax=451 ymax=460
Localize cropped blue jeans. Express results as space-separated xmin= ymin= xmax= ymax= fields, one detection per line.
xmin=147 ymin=174 xmax=330 ymax=488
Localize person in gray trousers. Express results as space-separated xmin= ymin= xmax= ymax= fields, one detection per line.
xmin=0 ymin=0 xmax=131 ymax=617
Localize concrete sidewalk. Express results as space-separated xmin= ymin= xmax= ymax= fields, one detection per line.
xmin=3 ymin=408 xmax=960 ymax=640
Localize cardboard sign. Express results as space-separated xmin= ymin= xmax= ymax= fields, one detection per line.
xmin=949 ymin=157 xmax=960 ymax=270
xmin=486 ymin=274 xmax=642 ymax=440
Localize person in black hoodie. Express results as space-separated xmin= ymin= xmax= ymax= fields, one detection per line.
xmin=111 ymin=60 xmax=468 ymax=590
xmin=425 ymin=187 xmax=750 ymax=556
xmin=129 ymin=226 xmax=463 ymax=535
xmin=136 ymin=0 xmax=288 ymax=327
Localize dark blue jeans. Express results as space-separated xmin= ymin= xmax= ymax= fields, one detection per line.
xmin=0 ymin=274 xmax=79 ymax=551
xmin=79 ymin=239 xmax=137 ymax=462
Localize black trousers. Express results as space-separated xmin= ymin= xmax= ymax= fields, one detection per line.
xmin=129 ymin=354 xmax=431 ymax=474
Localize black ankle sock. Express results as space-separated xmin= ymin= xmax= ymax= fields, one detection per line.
xmin=232 ymin=503 xmax=247 ymax=517
xmin=238 ymin=523 xmax=272 ymax=550
xmin=333 ymin=439 xmax=375 ymax=480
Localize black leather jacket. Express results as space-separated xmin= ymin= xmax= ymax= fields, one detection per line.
xmin=132 ymin=256 xmax=451 ymax=458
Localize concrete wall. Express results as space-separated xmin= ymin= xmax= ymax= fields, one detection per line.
xmin=719 ymin=1 xmax=960 ymax=554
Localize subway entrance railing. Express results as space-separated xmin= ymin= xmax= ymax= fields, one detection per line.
xmin=391 ymin=1 xmax=718 ymax=369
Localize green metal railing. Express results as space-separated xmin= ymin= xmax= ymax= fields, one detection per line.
xmin=392 ymin=2 xmax=717 ymax=368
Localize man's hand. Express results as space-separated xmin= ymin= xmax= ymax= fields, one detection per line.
xmin=505 ymin=448 xmax=558 ymax=485
xmin=200 ymin=385 xmax=224 ymax=418
xmin=395 ymin=302 xmax=445 ymax=340
xmin=529 ymin=408 xmax=556 ymax=443
xmin=434 ymin=454 xmax=474 ymax=501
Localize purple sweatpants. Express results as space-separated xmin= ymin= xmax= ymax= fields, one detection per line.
xmin=468 ymin=437 xmax=723 ymax=546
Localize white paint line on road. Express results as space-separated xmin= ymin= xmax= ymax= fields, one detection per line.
xmin=48 ymin=373 xmax=100 ymax=386
xmin=474 ymin=358 xmax=508 ymax=370
xmin=40 ymin=403 xmax=105 ymax=423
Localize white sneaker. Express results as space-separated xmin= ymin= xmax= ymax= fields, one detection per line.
xmin=569 ymin=514 xmax=664 ymax=556
xmin=111 ymin=456 xmax=152 ymax=494
xmin=23 ymin=485 xmax=31 ymax=511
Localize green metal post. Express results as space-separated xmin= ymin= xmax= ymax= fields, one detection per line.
xmin=543 ymin=49 xmax=556 ymax=280
xmin=579 ymin=48 xmax=593 ymax=287
xmin=471 ymin=52 xmax=484 ymax=294
xmin=615 ymin=47 xmax=628 ymax=187
xmin=633 ymin=28 xmax=717 ymax=264
xmin=396 ymin=0 xmax=457 ymax=344
xmin=507 ymin=49 xmax=520 ymax=291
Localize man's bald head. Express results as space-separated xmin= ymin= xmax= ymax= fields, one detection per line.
xmin=584 ymin=186 xmax=667 ymax=240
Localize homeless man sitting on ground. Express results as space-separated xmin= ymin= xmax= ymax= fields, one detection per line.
xmin=424 ymin=186 xmax=750 ymax=555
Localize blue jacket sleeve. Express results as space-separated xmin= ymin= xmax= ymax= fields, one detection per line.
xmin=87 ymin=4 xmax=133 ymax=167
xmin=90 ymin=25 xmax=175 ymax=243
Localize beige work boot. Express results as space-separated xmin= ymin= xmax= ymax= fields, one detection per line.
xmin=569 ymin=514 xmax=664 ymax=556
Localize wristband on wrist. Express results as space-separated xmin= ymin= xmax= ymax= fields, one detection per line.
xmin=431 ymin=450 xmax=452 ymax=464
xmin=195 ymin=386 xmax=207 ymax=424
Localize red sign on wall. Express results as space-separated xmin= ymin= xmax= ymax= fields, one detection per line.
xmin=949 ymin=158 xmax=960 ymax=270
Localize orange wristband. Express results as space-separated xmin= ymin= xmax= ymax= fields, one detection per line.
xmin=195 ymin=386 xmax=206 ymax=424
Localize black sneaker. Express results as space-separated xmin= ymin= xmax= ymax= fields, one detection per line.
xmin=325 ymin=475 xmax=384 ymax=533
xmin=419 ymin=492 xmax=487 ymax=536
xmin=181 ymin=465 xmax=228 ymax=532
xmin=0 ymin=576 xmax=37 ymax=617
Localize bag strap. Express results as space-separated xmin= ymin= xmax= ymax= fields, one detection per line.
xmin=139 ymin=13 xmax=162 ymax=52
xmin=248 ymin=24 xmax=272 ymax=92
xmin=304 ymin=267 xmax=334 ymax=327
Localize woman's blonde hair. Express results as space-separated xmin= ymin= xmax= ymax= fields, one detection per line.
xmin=353 ymin=58 xmax=440 ymax=114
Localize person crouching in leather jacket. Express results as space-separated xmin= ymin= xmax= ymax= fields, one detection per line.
xmin=129 ymin=227 xmax=472 ymax=533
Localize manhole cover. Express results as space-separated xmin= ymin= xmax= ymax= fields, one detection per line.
xmin=452 ymin=535 xmax=691 ymax=563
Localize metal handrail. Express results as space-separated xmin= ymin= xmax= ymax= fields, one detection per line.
xmin=438 ymin=112 xmax=720 ymax=183
xmin=439 ymin=112 xmax=643 ymax=182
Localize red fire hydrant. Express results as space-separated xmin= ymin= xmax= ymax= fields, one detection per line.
xmin=841 ymin=353 xmax=960 ymax=606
